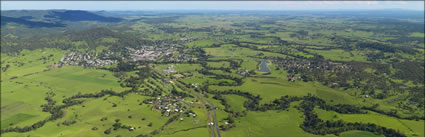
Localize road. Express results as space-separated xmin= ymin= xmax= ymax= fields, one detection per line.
xmin=174 ymin=80 xmax=221 ymax=137
xmin=193 ymin=88 xmax=221 ymax=137
xmin=204 ymin=96 xmax=221 ymax=137
xmin=153 ymin=70 xmax=221 ymax=137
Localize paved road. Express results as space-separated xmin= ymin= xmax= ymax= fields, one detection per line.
xmin=204 ymin=97 xmax=221 ymax=137
xmin=174 ymin=80 xmax=221 ymax=137
xmin=197 ymin=93 xmax=217 ymax=137
xmin=154 ymin=70 xmax=221 ymax=137
xmin=192 ymin=89 xmax=221 ymax=137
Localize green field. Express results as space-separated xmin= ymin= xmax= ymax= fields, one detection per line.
xmin=316 ymin=108 xmax=424 ymax=137
xmin=1 ymin=9 xmax=424 ymax=137
xmin=184 ymin=40 xmax=222 ymax=48
xmin=339 ymin=131 xmax=384 ymax=137
xmin=223 ymin=95 xmax=248 ymax=112
xmin=207 ymin=61 xmax=230 ymax=68
xmin=220 ymin=106 xmax=335 ymax=137
xmin=306 ymin=49 xmax=368 ymax=62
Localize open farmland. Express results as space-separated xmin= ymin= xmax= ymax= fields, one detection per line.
xmin=1 ymin=8 xmax=424 ymax=137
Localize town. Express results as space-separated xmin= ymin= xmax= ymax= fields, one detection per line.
xmin=54 ymin=42 xmax=191 ymax=68
xmin=269 ymin=56 xmax=352 ymax=82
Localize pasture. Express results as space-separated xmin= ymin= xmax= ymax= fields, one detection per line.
xmin=315 ymin=108 xmax=425 ymax=137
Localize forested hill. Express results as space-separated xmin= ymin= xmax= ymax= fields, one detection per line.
xmin=0 ymin=16 xmax=65 ymax=28
xmin=1 ymin=27 xmax=151 ymax=54
xmin=44 ymin=10 xmax=122 ymax=22
xmin=1 ymin=10 xmax=123 ymax=25
xmin=1 ymin=10 xmax=125 ymax=37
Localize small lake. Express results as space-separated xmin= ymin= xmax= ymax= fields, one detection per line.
xmin=259 ymin=59 xmax=270 ymax=73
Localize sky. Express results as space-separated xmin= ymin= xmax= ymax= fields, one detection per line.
xmin=1 ymin=1 xmax=424 ymax=11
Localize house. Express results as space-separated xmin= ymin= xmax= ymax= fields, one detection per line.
xmin=237 ymin=69 xmax=250 ymax=76
xmin=173 ymin=74 xmax=184 ymax=79
xmin=163 ymin=64 xmax=176 ymax=73
xmin=191 ymin=83 xmax=198 ymax=88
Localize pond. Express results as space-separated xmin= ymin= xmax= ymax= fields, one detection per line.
xmin=259 ymin=59 xmax=270 ymax=73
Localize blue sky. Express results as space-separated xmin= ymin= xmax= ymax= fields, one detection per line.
xmin=1 ymin=1 xmax=424 ymax=11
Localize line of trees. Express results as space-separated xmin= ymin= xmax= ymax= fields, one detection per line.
xmin=1 ymin=93 xmax=83 ymax=133
xmin=299 ymin=96 xmax=406 ymax=137
xmin=198 ymin=69 xmax=243 ymax=86
xmin=206 ymin=86 xmax=407 ymax=137
xmin=1 ymin=64 xmax=158 ymax=134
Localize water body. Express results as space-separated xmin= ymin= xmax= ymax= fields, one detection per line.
xmin=259 ymin=59 xmax=270 ymax=73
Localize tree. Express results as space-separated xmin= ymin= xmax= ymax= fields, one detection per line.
xmin=104 ymin=128 xmax=112 ymax=134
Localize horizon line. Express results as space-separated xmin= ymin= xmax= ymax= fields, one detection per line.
xmin=2 ymin=8 xmax=424 ymax=11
